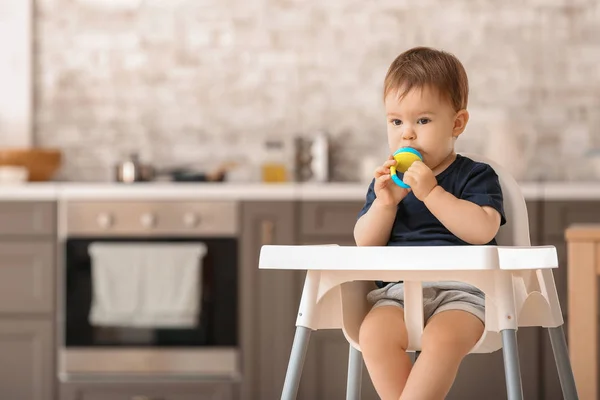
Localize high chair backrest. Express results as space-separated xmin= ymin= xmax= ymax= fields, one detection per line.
xmin=460 ymin=153 xmax=531 ymax=247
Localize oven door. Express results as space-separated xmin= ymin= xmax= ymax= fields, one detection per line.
xmin=59 ymin=236 xmax=238 ymax=379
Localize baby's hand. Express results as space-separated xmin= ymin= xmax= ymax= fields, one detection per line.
xmin=403 ymin=161 xmax=437 ymax=201
xmin=373 ymin=155 xmax=410 ymax=206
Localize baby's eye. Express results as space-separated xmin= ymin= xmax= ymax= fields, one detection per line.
xmin=417 ymin=118 xmax=431 ymax=125
xmin=391 ymin=119 xmax=402 ymax=126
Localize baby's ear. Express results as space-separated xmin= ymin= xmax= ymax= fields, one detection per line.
xmin=453 ymin=109 xmax=469 ymax=137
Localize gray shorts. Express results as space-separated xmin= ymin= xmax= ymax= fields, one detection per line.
xmin=367 ymin=281 xmax=485 ymax=324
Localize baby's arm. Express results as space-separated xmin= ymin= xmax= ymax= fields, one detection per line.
xmin=354 ymin=199 xmax=397 ymax=246
xmin=424 ymin=186 xmax=501 ymax=244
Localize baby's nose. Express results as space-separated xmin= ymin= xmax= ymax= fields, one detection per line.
xmin=402 ymin=126 xmax=416 ymax=139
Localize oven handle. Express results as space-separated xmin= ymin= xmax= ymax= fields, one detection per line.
xmin=261 ymin=220 xmax=275 ymax=245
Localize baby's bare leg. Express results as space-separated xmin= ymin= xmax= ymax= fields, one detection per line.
xmin=359 ymin=306 xmax=412 ymax=400
xmin=399 ymin=309 xmax=484 ymax=400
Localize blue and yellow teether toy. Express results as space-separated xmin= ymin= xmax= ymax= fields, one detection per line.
xmin=389 ymin=147 xmax=423 ymax=188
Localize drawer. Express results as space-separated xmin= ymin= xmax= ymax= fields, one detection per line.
xmin=60 ymin=381 xmax=235 ymax=400
xmin=0 ymin=241 xmax=54 ymax=313
xmin=0 ymin=318 xmax=54 ymax=400
xmin=544 ymin=201 xmax=600 ymax=237
xmin=300 ymin=201 xmax=363 ymax=237
xmin=0 ymin=201 xmax=55 ymax=236
xmin=66 ymin=201 xmax=239 ymax=236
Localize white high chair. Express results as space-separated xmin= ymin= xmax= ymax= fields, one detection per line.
xmin=258 ymin=154 xmax=579 ymax=400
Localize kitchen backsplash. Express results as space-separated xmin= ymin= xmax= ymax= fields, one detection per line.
xmin=34 ymin=0 xmax=600 ymax=182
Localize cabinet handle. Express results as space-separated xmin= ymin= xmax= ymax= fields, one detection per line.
xmin=261 ymin=220 xmax=275 ymax=245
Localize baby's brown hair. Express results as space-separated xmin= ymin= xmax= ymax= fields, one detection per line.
xmin=383 ymin=47 xmax=469 ymax=112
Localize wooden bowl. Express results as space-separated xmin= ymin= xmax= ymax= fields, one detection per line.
xmin=0 ymin=149 xmax=62 ymax=181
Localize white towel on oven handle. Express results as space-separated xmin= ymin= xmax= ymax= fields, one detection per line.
xmin=88 ymin=242 xmax=207 ymax=328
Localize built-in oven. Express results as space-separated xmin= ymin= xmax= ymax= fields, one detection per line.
xmin=57 ymin=199 xmax=239 ymax=380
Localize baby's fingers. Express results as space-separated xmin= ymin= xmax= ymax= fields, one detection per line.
xmin=374 ymin=174 xmax=390 ymax=187
xmin=403 ymin=172 xmax=416 ymax=187
xmin=383 ymin=159 xmax=397 ymax=168
xmin=375 ymin=175 xmax=390 ymax=190
xmin=374 ymin=166 xmax=391 ymax=177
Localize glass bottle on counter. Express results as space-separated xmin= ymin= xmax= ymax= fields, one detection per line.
xmin=261 ymin=139 xmax=288 ymax=183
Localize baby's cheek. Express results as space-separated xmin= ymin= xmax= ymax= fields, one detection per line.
xmin=387 ymin=136 xmax=399 ymax=152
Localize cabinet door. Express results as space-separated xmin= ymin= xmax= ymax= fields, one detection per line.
xmin=60 ymin=381 xmax=234 ymax=400
xmin=295 ymin=236 xmax=379 ymax=400
xmin=0 ymin=318 xmax=53 ymax=400
xmin=300 ymin=201 xmax=363 ymax=237
xmin=0 ymin=241 xmax=54 ymax=313
xmin=240 ymin=202 xmax=297 ymax=400
xmin=0 ymin=201 xmax=55 ymax=237
xmin=543 ymin=201 xmax=600 ymax=237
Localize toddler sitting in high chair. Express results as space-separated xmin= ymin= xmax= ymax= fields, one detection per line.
xmin=354 ymin=46 xmax=506 ymax=400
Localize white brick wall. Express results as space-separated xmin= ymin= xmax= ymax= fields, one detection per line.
xmin=34 ymin=0 xmax=600 ymax=181
xmin=0 ymin=0 xmax=32 ymax=147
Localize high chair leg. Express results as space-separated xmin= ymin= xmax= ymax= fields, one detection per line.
xmin=548 ymin=326 xmax=579 ymax=400
xmin=281 ymin=327 xmax=312 ymax=400
xmin=346 ymin=345 xmax=362 ymax=400
xmin=501 ymin=329 xmax=524 ymax=400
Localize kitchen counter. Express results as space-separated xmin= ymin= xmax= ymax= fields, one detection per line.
xmin=0 ymin=181 xmax=597 ymax=201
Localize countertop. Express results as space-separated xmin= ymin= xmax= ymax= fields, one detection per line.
xmin=0 ymin=181 xmax=598 ymax=201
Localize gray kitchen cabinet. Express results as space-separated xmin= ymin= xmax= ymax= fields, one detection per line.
xmin=0 ymin=201 xmax=55 ymax=237
xmin=0 ymin=201 xmax=57 ymax=400
xmin=240 ymin=201 xmax=297 ymax=400
xmin=0 ymin=241 xmax=55 ymax=313
xmin=299 ymin=201 xmax=364 ymax=237
xmin=543 ymin=200 xmax=600 ymax=237
xmin=60 ymin=380 xmax=234 ymax=400
xmin=0 ymin=318 xmax=54 ymax=400
xmin=296 ymin=234 xmax=379 ymax=400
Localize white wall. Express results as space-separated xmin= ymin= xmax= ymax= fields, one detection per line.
xmin=0 ymin=0 xmax=32 ymax=147
xmin=33 ymin=1 xmax=600 ymax=181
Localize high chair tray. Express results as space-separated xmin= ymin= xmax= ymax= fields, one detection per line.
xmin=259 ymin=245 xmax=558 ymax=271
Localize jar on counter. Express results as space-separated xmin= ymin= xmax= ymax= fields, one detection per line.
xmin=261 ymin=139 xmax=288 ymax=183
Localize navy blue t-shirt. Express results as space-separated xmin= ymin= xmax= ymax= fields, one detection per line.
xmin=357 ymin=154 xmax=507 ymax=247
